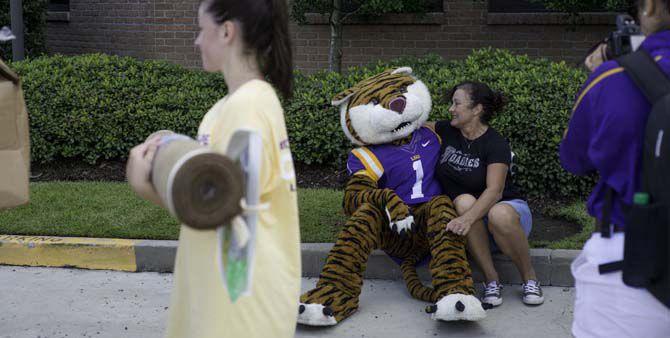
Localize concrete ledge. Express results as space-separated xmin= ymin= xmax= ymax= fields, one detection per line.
xmin=135 ymin=240 xmax=178 ymax=273
xmin=550 ymin=249 xmax=581 ymax=287
xmin=303 ymin=244 xmax=562 ymax=285
xmin=46 ymin=11 xmax=70 ymax=23
xmin=0 ymin=236 xmax=579 ymax=286
xmin=0 ymin=235 xmax=138 ymax=271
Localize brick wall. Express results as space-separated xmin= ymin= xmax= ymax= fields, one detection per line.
xmin=46 ymin=0 xmax=614 ymax=73
xmin=46 ymin=0 xmax=201 ymax=68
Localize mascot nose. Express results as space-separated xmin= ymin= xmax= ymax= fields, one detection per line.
xmin=389 ymin=97 xmax=406 ymax=114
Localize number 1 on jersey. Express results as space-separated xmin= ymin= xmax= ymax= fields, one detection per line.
xmin=411 ymin=159 xmax=424 ymax=199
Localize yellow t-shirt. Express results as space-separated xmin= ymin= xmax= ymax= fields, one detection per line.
xmin=165 ymin=80 xmax=301 ymax=338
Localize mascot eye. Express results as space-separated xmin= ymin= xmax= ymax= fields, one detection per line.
xmin=399 ymin=85 xmax=407 ymax=92
xmin=370 ymin=98 xmax=380 ymax=105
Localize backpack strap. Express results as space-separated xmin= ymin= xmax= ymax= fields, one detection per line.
xmin=598 ymin=187 xmax=626 ymax=274
xmin=599 ymin=260 xmax=624 ymax=274
xmin=600 ymin=187 xmax=614 ymax=238
xmin=617 ymin=50 xmax=670 ymax=104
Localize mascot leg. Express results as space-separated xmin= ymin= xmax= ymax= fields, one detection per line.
xmin=298 ymin=203 xmax=386 ymax=326
xmin=400 ymin=252 xmax=436 ymax=302
xmin=382 ymin=220 xmax=435 ymax=303
xmin=418 ymin=195 xmax=487 ymax=321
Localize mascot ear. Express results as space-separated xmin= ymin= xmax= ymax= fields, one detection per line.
xmin=332 ymin=87 xmax=356 ymax=106
xmin=391 ymin=67 xmax=413 ymax=75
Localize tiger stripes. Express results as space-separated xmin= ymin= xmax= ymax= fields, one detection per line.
xmin=300 ymin=174 xmax=475 ymax=323
xmin=346 ymin=72 xmax=414 ymax=109
xmin=342 ymin=173 xmax=409 ymax=222
xmin=412 ymin=196 xmax=476 ymax=301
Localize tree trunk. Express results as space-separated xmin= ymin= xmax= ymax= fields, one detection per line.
xmin=328 ymin=0 xmax=343 ymax=73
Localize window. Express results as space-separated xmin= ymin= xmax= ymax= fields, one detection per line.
xmin=417 ymin=0 xmax=443 ymax=12
xmin=489 ymin=0 xmax=550 ymax=13
xmin=48 ymin=0 xmax=69 ymax=12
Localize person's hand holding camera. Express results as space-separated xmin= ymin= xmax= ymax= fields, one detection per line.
xmin=585 ymin=43 xmax=608 ymax=72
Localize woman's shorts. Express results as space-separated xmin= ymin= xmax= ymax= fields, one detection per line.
xmin=484 ymin=199 xmax=533 ymax=252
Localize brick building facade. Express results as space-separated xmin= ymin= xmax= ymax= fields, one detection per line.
xmin=45 ymin=0 xmax=615 ymax=73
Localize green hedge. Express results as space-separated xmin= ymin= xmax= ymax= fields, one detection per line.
xmin=12 ymin=49 xmax=595 ymax=198
xmin=0 ymin=0 xmax=48 ymax=60
xmin=11 ymin=54 xmax=227 ymax=163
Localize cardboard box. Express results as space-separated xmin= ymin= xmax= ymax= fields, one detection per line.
xmin=0 ymin=58 xmax=30 ymax=210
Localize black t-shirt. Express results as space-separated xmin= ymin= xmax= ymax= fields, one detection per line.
xmin=434 ymin=121 xmax=523 ymax=201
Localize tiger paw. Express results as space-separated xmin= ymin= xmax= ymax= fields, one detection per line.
xmin=385 ymin=207 xmax=414 ymax=235
xmin=297 ymin=303 xmax=337 ymax=326
xmin=426 ymin=294 xmax=487 ymax=322
xmin=298 ymin=284 xmax=359 ymax=326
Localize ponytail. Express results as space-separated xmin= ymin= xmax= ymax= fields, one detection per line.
xmin=265 ymin=0 xmax=293 ymax=99
xmin=492 ymin=91 xmax=509 ymax=115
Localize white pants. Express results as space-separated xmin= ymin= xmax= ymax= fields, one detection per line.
xmin=572 ymin=233 xmax=670 ymax=338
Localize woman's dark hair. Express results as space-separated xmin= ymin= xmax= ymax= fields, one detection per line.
xmin=203 ymin=0 xmax=293 ymax=99
xmin=447 ymin=81 xmax=508 ymax=125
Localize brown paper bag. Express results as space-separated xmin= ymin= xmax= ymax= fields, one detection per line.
xmin=0 ymin=58 xmax=30 ymax=210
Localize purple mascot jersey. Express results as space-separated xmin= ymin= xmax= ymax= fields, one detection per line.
xmin=347 ymin=126 xmax=442 ymax=206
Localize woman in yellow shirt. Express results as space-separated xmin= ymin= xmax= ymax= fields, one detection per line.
xmin=126 ymin=1 xmax=300 ymax=337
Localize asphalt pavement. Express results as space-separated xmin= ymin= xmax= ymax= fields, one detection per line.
xmin=0 ymin=266 xmax=574 ymax=338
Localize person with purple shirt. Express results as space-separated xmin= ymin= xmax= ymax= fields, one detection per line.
xmin=560 ymin=1 xmax=670 ymax=336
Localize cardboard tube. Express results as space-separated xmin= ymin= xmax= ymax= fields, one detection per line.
xmin=148 ymin=132 xmax=244 ymax=230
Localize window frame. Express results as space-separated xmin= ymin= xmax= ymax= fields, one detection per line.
xmin=48 ymin=0 xmax=70 ymax=12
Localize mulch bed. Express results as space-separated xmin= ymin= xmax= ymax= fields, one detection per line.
xmin=30 ymin=160 xmax=582 ymax=243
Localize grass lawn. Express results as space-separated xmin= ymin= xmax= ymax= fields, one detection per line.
xmin=0 ymin=182 xmax=344 ymax=242
xmin=0 ymin=182 xmax=590 ymax=248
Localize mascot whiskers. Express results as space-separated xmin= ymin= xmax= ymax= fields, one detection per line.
xmin=298 ymin=67 xmax=486 ymax=325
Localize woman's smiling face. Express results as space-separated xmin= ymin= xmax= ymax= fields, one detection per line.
xmin=449 ymin=88 xmax=480 ymax=129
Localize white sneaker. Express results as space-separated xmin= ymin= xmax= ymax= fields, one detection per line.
xmin=522 ymin=280 xmax=544 ymax=305
xmin=482 ymin=281 xmax=503 ymax=306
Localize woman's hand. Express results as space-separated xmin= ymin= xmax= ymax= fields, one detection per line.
xmin=126 ymin=137 xmax=161 ymax=201
xmin=446 ymin=215 xmax=475 ymax=236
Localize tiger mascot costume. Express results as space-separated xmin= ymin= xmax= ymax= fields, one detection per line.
xmin=298 ymin=67 xmax=486 ymax=325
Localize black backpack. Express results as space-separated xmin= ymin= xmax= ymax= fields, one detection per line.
xmin=600 ymin=50 xmax=670 ymax=309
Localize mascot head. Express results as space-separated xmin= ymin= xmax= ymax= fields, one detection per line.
xmin=332 ymin=67 xmax=432 ymax=146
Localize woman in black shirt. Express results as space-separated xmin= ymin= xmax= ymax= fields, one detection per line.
xmin=428 ymin=81 xmax=543 ymax=307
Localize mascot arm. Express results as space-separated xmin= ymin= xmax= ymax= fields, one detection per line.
xmin=343 ymin=172 xmax=412 ymax=231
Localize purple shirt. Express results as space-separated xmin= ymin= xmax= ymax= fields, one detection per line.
xmin=347 ymin=127 xmax=442 ymax=206
xmin=560 ymin=30 xmax=670 ymax=227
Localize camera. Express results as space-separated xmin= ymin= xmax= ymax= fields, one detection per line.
xmin=606 ymin=14 xmax=646 ymax=59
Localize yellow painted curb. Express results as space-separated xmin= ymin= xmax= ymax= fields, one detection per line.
xmin=0 ymin=235 xmax=140 ymax=271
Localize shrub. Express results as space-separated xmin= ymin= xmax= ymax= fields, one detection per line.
xmin=13 ymin=50 xmax=595 ymax=198
xmin=0 ymin=0 xmax=48 ymax=60
xmin=11 ymin=53 xmax=227 ymax=163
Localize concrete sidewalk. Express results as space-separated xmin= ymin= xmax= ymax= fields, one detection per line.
xmin=0 ymin=266 xmax=575 ymax=338
xmin=0 ymin=234 xmax=579 ymax=286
